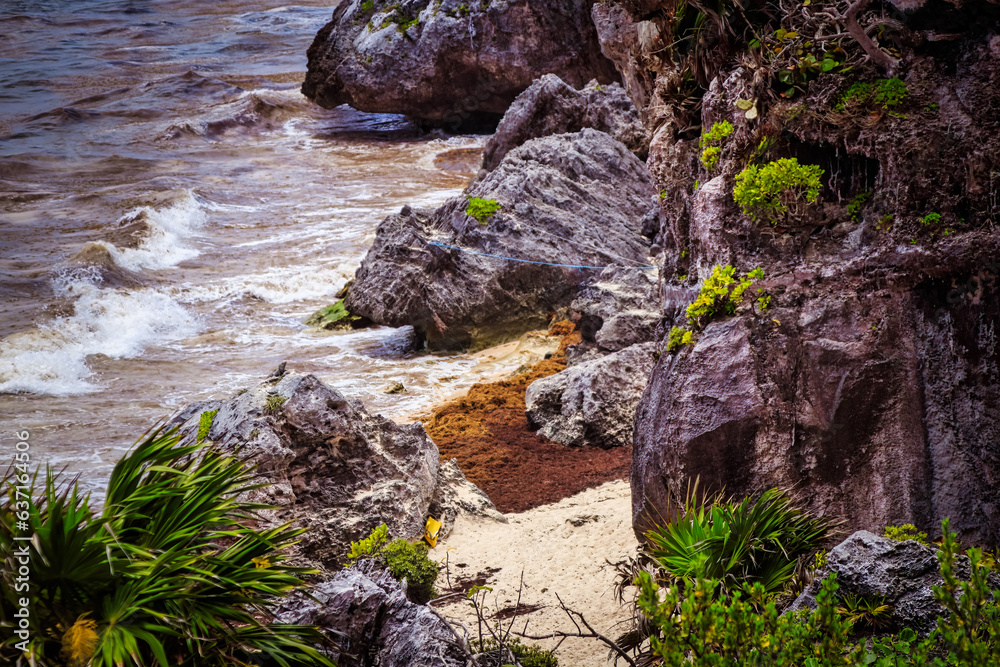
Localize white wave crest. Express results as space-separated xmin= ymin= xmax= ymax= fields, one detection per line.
xmin=0 ymin=278 xmax=200 ymax=396
xmin=103 ymin=191 xmax=207 ymax=271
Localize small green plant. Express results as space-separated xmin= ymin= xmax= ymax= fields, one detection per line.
xmin=847 ymin=191 xmax=872 ymax=221
xmin=876 ymin=213 xmax=894 ymax=231
xmin=264 ymin=394 xmax=288 ymax=414
xmin=466 ymin=197 xmax=501 ymax=224
xmin=884 ymin=523 xmax=930 ymax=546
xmin=921 ymin=212 xmax=942 ymax=226
xmin=346 ymin=524 xmax=439 ymax=603
xmin=473 ymin=637 xmax=558 ymax=667
xmin=306 ymin=299 xmax=363 ymax=329
xmin=756 ymin=293 xmax=772 ymax=311
xmin=837 ymin=593 xmax=894 ymax=632
xmin=196 ymin=409 xmax=218 ymax=444
xmin=667 ymin=326 xmax=694 ymax=353
xmin=836 ymin=78 xmax=908 ymax=112
xmin=360 ymin=0 xmax=375 ymax=11
xmin=659 ymin=189 xmax=667 ymax=199
xmin=699 ymin=121 xmax=733 ymax=171
xmin=685 ymin=265 xmax=764 ymax=328
xmin=733 ymin=158 xmax=824 ymax=225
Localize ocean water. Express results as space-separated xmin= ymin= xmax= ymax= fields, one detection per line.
xmin=0 ymin=0 xmax=492 ymax=495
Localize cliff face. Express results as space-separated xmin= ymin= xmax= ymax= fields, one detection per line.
xmin=598 ymin=1 xmax=1000 ymax=545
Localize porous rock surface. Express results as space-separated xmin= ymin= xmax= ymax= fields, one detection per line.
xmin=603 ymin=1 xmax=1000 ymax=546
xmin=789 ymin=531 xmax=983 ymax=635
xmin=169 ymin=371 xmax=502 ymax=568
xmin=481 ymin=74 xmax=648 ymax=172
xmin=570 ymin=265 xmax=663 ymax=354
xmin=526 ymin=342 xmax=657 ymax=449
xmin=275 ymin=561 xmax=468 ymax=667
xmin=345 ymin=129 xmax=659 ymax=350
xmin=303 ymin=0 xmax=618 ymax=124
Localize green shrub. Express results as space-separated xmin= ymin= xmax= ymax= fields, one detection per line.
xmin=921 ymin=212 xmax=942 ymax=226
xmin=837 ymin=593 xmax=893 ymax=632
xmin=346 ymin=524 xmax=439 ymax=603
xmin=847 ymin=191 xmax=872 ymax=221
xmin=473 ymin=637 xmax=558 ymax=667
xmin=837 ymin=78 xmax=908 ymax=112
xmin=265 ymin=394 xmax=288 ymax=414
xmin=733 ymin=158 xmax=824 ymax=225
xmin=197 ymin=408 xmax=218 ymax=443
xmin=466 ymin=197 xmax=501 ymax=224
xmin=645 ymin=486 xmax=834 ymax=598
xmin=699 ymin=121 xmax=733 ymax=171
xmin=685 ymin=265 xmax=764 ymax=329
xmin=667 ymin=326 xmax=694 ymax=353
xmin=883 ymin=523 xmax=930 ymax=546
xmin=0 ymin=429 xmax=334 ymax=666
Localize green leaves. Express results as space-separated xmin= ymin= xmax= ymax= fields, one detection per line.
xmin=733 ymin=157 xmax=824 ymax=225
xmin=346 ymin=524 xmax=439 ymax=603
xmin=1 ymin=429 xmax=334 ymax=666
xmin=699 ymin=121 xmax=734 ymax=171
xmin=466 ymin=197 xmax=502 ymax=224
xmin=644 ymin=486 xmax=834 ymax=600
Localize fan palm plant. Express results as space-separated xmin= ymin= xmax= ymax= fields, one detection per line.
xmin=645 ymin=483 xmax=836 ymax=597
xmin=1 ymin=428 xmax=335 ymax=667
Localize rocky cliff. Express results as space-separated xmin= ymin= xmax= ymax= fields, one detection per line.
xmin=599 ymin=0 xmax=1000 ymax=546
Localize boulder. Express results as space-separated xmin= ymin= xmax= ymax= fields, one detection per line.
xmin=526 ymin=342 xmax=657 ymax=449
xmin=345 ymin=129 xmax=659 ymax=350
xmin=275 ymin=561 xmax=469 ymax=667
xmin=570 ymin=265 xmax=662 ymax=353
xmin=481 ymin=74 xmax=648 ymax=172
xmin=169 ymin=372 xmax=501 ymax=568
xmin=789 ymin=531 xmax=985 ymax=635
xmin=302 ymin=0 xmax=619 ymax=125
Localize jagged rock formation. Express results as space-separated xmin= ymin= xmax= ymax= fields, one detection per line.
xmin=481 ymin=74 xmax=648 ymax=171
xmin=302 ymin=0 xmax=618 ymax=125
xmin=168 ymin=372 xmax=502 ymax=568
xmin=345 ymin=129 xmax=659 ymax=350
xmin=275 ymin=561 xmax=469 ymax=667
xmin=569 ymin=265 xmax=663 ymax=354
xmin=595 ymin=1 xmax=1000 ymax=545
xmin=789 ymin=531 xmax=989 ymax=635
xmin=526 ymin=342 xmax=657 ymax=449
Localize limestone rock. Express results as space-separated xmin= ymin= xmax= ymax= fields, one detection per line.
xmin=789 ymin=531 xmax=990 ymax=635
xmin=571 ymin=265 xmax=662 ymax=353
xmin=481 ymin=74 xmax=648 ymax=172
xmin=345 ymin=129 xmax=658 ymax=350
xmin=302 ymin=0 xmax=618 ymax=125
xmin=169 ymin=372 xmax=500 ymax=567
xmin=275 ymin=561 xmax=469 ymax=667
xmin=526 ymin=342 xmax=657 ymax=449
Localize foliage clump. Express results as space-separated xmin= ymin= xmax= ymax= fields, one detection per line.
xmin=473 ymin=637 xmax=558 ymax=667
xmin=847 ymin=191 xmax=872 ymax=221
xmin=837 ymin=593 xmax=893 ymax=632
xmin=0 ymin=429 xmax=333 ymax=666
xmin=196 ymin=408 xmax=218 ymax=443
xmin=667 ymin=326 xmax=694 ymax=353
xmin=699 ymin=121 xmax=733 ymax=171
xmin=645 ymin=486 xmax=834 ymax=598
xmin=921 ymin=212 xmax=942 ymax=226
xmin=346 ymin=523 xmax=439 ymax=603
xmin=836 ymin=78 xmax=908 ymax=112
xmin=734 ymin=157 xmax=824 ymax=225
xmin=306 ymin=298 xmax=364 ymax=330
xmin=466 ymin=197 xmax=501 ymax=224
xmin=884 ymin=523 xmax=930 ymax=546
xmin=685 ymin=265 xmax=764 ymax=328
xmin=265 ymin=394 xmax=288 ymax=414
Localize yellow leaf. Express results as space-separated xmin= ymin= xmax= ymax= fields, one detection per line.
xmin=61 ymin=615 xmax=99 ymax=667
xmin=252 ymin=556 xmax=271 ymax=569
xmin=424 ymin=515 xmax=442 ymax=548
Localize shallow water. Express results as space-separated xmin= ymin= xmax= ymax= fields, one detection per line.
xmin=0 ymin=0 xmax=492 ymax=495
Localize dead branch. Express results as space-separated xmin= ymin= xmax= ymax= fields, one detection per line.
xmin=516 ymin=593 xmax=638 ymax=667
xmin=843 ymin=0 xmax=898 ymax=72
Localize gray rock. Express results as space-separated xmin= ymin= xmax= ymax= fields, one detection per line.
xmin=789 ymin=531 xmax=982 ymax=635
xmin=526 ymin=342 xmax=657 ymax=449
xmin=481 ymin=74 xmax=648 ymax=172
xmin=169 ymin=372 xmax=500 ymax=568
xmin=571 ymin=265 xmax=662 ymax=353
xmin=276 ymin=561 xmax=469 ymax=667
xmin=430 ymin=458 xmax=508 ymax=536
xmin=302 ymin=0 xmax=618 ymax=125
xmin=345 ymin=129 xmax=658 ymax=350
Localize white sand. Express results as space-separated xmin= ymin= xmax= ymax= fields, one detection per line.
xmin=429 ymin=480 xmax=639 ymax=667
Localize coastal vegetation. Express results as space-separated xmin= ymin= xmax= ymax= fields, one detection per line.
xmin=466 ymin=197 xmax=502 ymax=224
xmin=0 ymin=429 xmax=333 ymax=666
xmin=345 ymin=523 xmax=439 ymax=603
